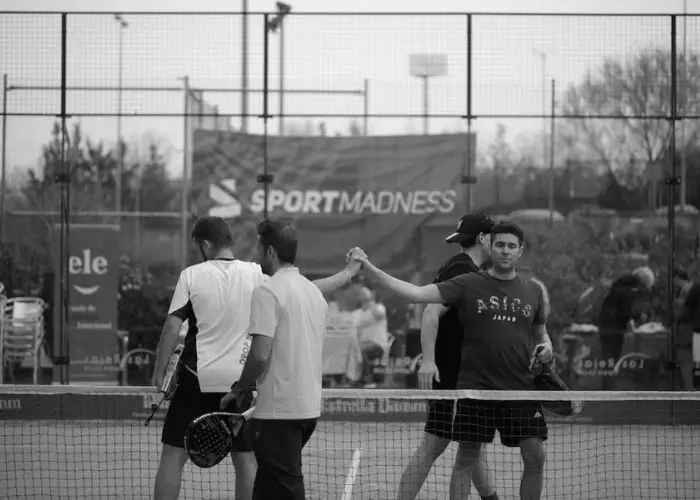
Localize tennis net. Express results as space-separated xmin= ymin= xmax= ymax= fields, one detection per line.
xmin=1 ymin=386 xmax=699 ymax=500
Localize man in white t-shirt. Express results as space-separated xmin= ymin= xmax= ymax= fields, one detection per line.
xmin=355 ymin=285 xmax=389 ymax=388
xmin=153 ymin=217 xmax=361 ymax=500
xmin=221 ymin=220 xmax=365 ymax=500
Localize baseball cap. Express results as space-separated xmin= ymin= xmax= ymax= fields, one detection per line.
xmin=445 ymin=213 xmax=495 ymax=244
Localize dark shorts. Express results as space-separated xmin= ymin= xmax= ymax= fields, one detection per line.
xmin=424 ymin=378 xmax=458 ymax=439
xmin=161 ymin=385 xmax=254 ymax=452
xmin=252 ymin=418 xmax=318 ymax=500
xmin=453 ymin=398 xmax=548 ymax=447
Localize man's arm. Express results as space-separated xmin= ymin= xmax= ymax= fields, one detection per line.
xmin=420 ymin=304 xmax=448 ymax=365
xmin=532 ymin=281 xmax=554 ymax=362
xmin=311 ymin=249 xmax=363 ymax=298
xmin=153 ymin=315 xmax=185 ymax=385
xmin=533 ymin=323 xmax=553 ymax=349
xmin=354 ymin=256 xmax=444 ymax=304
xmin=235 ymin=334 xmax=273 ymax=391
xmin=231 ymin=287 xmax=279 ymax=391
xmin=153 ymin=271 xmax=190 ymax=385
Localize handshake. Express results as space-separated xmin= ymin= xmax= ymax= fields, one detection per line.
xmin=344 ymin=247 xmax=370 ymax=274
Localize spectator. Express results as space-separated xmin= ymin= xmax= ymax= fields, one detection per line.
xmin=598 ymin=266 xmax=655 ymax=389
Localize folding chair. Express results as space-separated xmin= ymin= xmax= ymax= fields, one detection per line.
xmin=1 ymin=297 xmax=46 ymax=384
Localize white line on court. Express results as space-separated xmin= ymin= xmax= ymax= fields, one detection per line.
xmin=340 ymin=448 xmax=362 ymax=500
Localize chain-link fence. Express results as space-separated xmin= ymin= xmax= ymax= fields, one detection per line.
xmin=0 ymin=12 xmax=698 ymax=388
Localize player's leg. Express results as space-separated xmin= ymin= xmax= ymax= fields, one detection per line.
xmin=497 ymin=401 xmax=548 ymax=500
xmin=449 ymin=399 xmax=497 ymax=500
xmin=230 ymin=452 xmax=257 ymax=500
xmin=252 ymin=419 xmax=311 ymax=500
xmin=154 ymin=387 xmax=199 ymax=500
xmin=396 ymin=432 xmax=450 ymax=499
xmin=470 ymin=453 xmax=498 ymax=499
xmin=518 ymin=438 xmax=546 ymax=500
xmin=154 ymin=445 xmax=189 ymax=500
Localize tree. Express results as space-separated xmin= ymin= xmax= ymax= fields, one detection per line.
xmin=22 ymin=122 xmax=118 ymax=213
xmin=559 ymin=49 xmax=700 ymax=209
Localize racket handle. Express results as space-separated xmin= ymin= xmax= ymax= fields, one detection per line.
xmin=144 ymin=391 xmax=166 ymax=427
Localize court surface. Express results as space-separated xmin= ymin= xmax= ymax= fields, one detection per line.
xmin=1 ymin=420 xmax=699 ymax=499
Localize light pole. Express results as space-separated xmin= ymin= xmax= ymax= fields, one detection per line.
xmin=409 ymin=54 xmax=447 ymax=135
xmin=0 ymin=74 xmax=7 ymax=245
xmin=114 ymin=14 xmax=128 ymax=220
xmin=534 ymin=50 xmax=548 ymax=174
xmin=267 ymin=2 xmax=291 ymax=136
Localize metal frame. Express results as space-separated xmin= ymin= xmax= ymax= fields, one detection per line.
xmin=0 ymin=11 xmax=696 ymax=388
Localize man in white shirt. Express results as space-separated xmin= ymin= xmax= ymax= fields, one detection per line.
xmin=355 ymin=285 xmax=389 ymax=388
xmin=153 ymin=217 xmax=361 ymax=500
xmin=221 ymin=220 xmax=364 ymax=500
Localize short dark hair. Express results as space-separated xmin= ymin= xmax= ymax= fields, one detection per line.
xmin=257 ymin=219 xmax=298 ymax=265
xmin=491 ymin=221 xmax=525 ymax=246
xmin=191 ymin=216 xmax=233 ymax=248
xmin=459 ymin=234 xmax=479 ymax=249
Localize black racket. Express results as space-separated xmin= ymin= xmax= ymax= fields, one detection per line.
xmin=145 ymin=344 xmax=184 ymax=426
xmin=533 ymin=350 xmax=584 ymax=417
xmin=184 ymin=406 xmax=256 ymax=468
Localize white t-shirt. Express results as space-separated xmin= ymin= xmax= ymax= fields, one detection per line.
xmin=168 ymin=259 xmax=266 ymax=393
xmin=356 ymin=304 xmax=388 ymax=346
xmin=248 ymin=267 xmax=328 ymax=420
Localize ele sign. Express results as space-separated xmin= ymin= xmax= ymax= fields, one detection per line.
xmin=53 ymin=225 xmax=120 ymax=384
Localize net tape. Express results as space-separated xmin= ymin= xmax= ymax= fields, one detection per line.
xmin=3 ymin=385 xmax=699 ymax=401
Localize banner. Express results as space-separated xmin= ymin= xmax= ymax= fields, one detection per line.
xmin=53 ymin=225 xmax=120 ymax=384
xmin=191 ymin=131 xmax=474 ymax=274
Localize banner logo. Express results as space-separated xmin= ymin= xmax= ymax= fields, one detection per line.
xmin=69 ymin=249 xmax=109 ymax=295
xmin=208 ymin=179 xmax=242 ymax=218
xmin=208 ymin=180 xmax=457 ymax=217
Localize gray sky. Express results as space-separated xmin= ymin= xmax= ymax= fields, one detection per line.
xmin=1 ymin=0 xmax=698 ymax=183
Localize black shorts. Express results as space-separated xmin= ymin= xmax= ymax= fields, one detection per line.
xmin=252 ymin=418 xmax=318 ymax=500
xmin=453 ymin=399 xmax=548 ymax=447
xmin=424 ymin=377 xmax=458 ymax=439
xmin=161 ymin=385 xmax=254 ymax=452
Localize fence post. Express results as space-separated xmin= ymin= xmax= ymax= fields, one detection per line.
xmin=57 ymin=12 xmax=71 ymax=385
xmin=667 ymin=14 xmax=679 ymax=393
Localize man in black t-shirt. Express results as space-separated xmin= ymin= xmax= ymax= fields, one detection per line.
xmin=396 ymin=213 xmax=498 ymax=500
xmin=355 ymin=222 xmax=554 ymax=500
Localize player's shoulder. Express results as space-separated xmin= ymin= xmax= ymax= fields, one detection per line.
xmin=435 ymin=254 xmax=478 ymax=282
xmin=234 ymin=260 xmax=265 ymax=276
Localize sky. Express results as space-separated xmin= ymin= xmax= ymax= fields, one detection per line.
xmin=0 ymin=0 xmax=699 ymax=184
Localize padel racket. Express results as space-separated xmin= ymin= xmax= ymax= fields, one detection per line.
xmin=145 ymin=344 xmax=184 ymax=426
xmin=533 ymin=348 xmax=584 ymax=417
xmin=184 ymin=406 xmax=256 ymax=468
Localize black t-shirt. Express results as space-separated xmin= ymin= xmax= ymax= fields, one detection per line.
xmin=436 ymin=272 xmax=546 ymax=391
xmin=431 ymin=254 xmax=480 ymax=389
xmin=685 ymin=283 xmax=700 ymax=332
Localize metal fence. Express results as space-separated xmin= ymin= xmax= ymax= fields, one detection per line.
xmin=0 ymin=12 xmax=698 ymax=387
